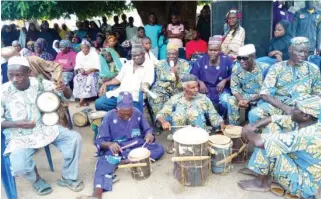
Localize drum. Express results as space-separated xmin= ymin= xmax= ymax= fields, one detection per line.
xmin=72 ymin=108 xmax=93 ymax=127
xmin=42 ymin=112 xmax=59 ymax=126
xmin=36 ymin=91 xmax=60 ymax=113
xmin=127 ymin=148 xmax=151 ymax=181
xmin=224 ymin=125 xmax=248 ymax=163
xmin=172 ymin=126 xmax=210 ymax=186
xmin=88 ymin=111 xmax=108 ymax=139
xmin=208 ymin=135 xmax=233 ymax=174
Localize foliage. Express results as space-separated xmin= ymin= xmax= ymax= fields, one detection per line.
xmin=1 ymin=1 xmax=130 ymax=20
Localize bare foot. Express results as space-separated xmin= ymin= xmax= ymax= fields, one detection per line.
xmin=238 ymin=168 xmax=258 ymax=177
xmin=238 ymin=178 xmax=269 ymax=192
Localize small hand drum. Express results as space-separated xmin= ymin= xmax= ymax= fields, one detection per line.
xmin=127 ymin=148 xmax=151 ymax=181
xmin=42 ymin=112 xmax=59 ymax=126
xmin=36 ymin=91 xmax=60 ymax=113
xmin=224 ymin=125 xmax=248 ymax=163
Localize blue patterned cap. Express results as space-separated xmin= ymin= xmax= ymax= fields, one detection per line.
xmin=290 ymin=37 xmax=309 ymax=46
xmin=295 ymin=95 xmax=321 ymax=119
xmin=117 ymin=92 xmax=133 ymax=109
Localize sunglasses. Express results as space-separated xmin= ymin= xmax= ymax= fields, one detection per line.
xmin=237 ymin=56 xmax=250 ymax=61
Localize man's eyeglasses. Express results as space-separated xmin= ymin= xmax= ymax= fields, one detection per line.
xmin=237 ymin=56 xmax=250 ymax=61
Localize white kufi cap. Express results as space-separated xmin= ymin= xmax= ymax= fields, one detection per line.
xmin=238 ymin=44 xmax=256 ymax=56
xmin=8 ymin=56 xmax=30 ymax=68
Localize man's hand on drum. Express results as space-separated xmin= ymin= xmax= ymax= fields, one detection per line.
xmin=219 ymin=122 xmax=226 ymax=131
xmin=161 ymin=121 xmax=171 ymax=131
xmin=144 ymin=133 xmax=154 ymax=144
xmin=199 ymin=80 xmax=208 ymax=94
xmin=54 ymin=81 xmax=66 ymax=92
xmin=109 ymin=142 xmax=122 ymax=155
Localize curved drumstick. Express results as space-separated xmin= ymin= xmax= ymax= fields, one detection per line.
xmin=215 ymin=143 xmax=248 ymax=166
xmin=120 ymin=141 xmax=139 ymax=150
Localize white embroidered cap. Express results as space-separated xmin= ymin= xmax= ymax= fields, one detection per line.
xmin=238 ymin=44 xmax=256 ymax=56
xmin=8 ymin=56 xmax=30 ymax=68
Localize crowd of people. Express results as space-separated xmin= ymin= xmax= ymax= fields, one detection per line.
xmin=1 ymin=1 xmax=321 ymax=199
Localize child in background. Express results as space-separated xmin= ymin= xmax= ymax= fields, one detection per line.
xmin=142 ymin=37 xmax=158 ymax=67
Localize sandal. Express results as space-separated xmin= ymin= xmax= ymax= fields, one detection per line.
xmin=285 ymin=192 xmax=299 ymax=199
xmin=270 ymin=182 xmax=285 ymax=197
xmin=32 ymin=178 xmax=53 ymax=196
xmin=57 ymin=178 xmax=84 ymax=192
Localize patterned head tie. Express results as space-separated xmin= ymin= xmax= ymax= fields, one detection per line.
xmin=59 ymin=40 xmax=72 ymax=48
xmin=117 ymin=92 xmax=133 ymax=109
xmin=290 ymin=37 xmax=309 ymax=46
xmin=295 ymin=95 xmax=321 ymax=120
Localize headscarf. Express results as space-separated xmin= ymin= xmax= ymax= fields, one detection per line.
xmin=295 ymin=95 xmax=321 ymax=121
xmin=34 ymin=40 xmax=45 ymax=51
xmin=268 ymin=20 xmax=292 ymax=60
xmin=11 ymin=40 xmax=20 ymax=46
xmin=117 ymin=92 xmax=133 ymax=109
xmin=27 ymin=40 xmax=34 ymax=46
xmin=99 ymin=47 xmax=122 ymax=78
xmin=52 ymin=40 xmax=61 ymax=53
xmin=59 ymin=40 xmax=72 ymax=48
xmin=223 ymin=9 xmax=242 ymax=37
xmin=36 ymin=38 xmax=48 ymax=51
xmin=209 ymin=35 xmax=224 ymax=46
xmin=81 ymin=39 xmax=91 ymax=47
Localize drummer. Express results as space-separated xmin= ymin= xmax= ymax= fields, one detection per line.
xmin=1 ymin=56 xmax=83 ymax=195
xmin=83 ymin=92 xmax=164 ymax=199
xmin=220 ymin=44 xmax=269 ymax=125
xmin=156 ymin=74 xmax=225 ymax=153
xmin=238 ymin=95 xmax=321 ymax=199
xmin=190 ymin=35 xmax=234 ymax=117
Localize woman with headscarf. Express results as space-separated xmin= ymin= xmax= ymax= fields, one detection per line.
xmin=73 ymin=40 xmax=100 ymax=107
xmin=256 ymin=20 xmax=292 ymax=66
xmin=103 ymin=35 xmax=124 ymax=57
xmin=26 ymin=23 xmax=40 ymax=43
xmin=93 ymin=33 xmax=105 ymax=52
xmin=34 ymin=39 xmax=54 ymax=61
xmin=52 ymin=40 xmax=61 ymax=54
xmin=55 ymin=40 xmax=77 ymax=85
xmin=221 ymin=9 xmax=245 ymax=59
xmin=98 ymin=47 xmax=122 ymax=91
xmin=72 ymin=34 xmax=81 ymax=53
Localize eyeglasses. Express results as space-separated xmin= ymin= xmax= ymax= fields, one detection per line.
xmin=237 ymin=56 xmax=250 ymax=61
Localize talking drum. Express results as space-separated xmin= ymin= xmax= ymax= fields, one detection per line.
xmin=72 ymin=108 xmax=93 ymax=127
xmin=126 ymin=148 xmax=151 ymax=181
xmin=172 ymin=126 xmax=210 ymax=186
xmin=208 ymin=135 xmax=233 ymax=174
xmin=224 ymin=125 xmax=248 ymax=163
xmin=42 ymin=112 xmax=59 ymax=126
xmin=36 ymin=91 xmax=60 ymax=113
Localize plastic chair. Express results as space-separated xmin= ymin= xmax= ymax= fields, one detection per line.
xmin=1 ymin=130 xmax=54 ymax=199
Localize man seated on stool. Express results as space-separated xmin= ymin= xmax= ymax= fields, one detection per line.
xmin=239 ymin=95 xmax=321 ymax=199
xmin=220 ymin=44 xmax=269 ymax=125
xmin=1 ymin=56 xmax=83 ymax=195
xmin=95 ymin=44 xmax=154 ymax=112
xmin=79 ymin=92 xmax=164 ymax=199
xmin=156 ymin=74 xmax=225 ymax=154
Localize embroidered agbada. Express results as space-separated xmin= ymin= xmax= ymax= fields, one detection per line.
xmin=249 ymin=61 xmax=321 ymax=123
xmin=248 ymin=115 xmax=321 ymax=198
xmin=147 ymin=59 xmax=191 ymax=116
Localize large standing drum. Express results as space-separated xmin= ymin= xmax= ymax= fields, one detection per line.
xmin=72 ymin=108 xmax=93 ymax=127
xmin=127 ymin=148 xmax=151 ymax=181
xmin=172 ymin=126 xmax=210 ymax=186
xmin=36 ymin=91 xmax=60 ymax=113
xmin=224 ymin=125 xmax=248 ymax=163
xmin=208 ymin=135 xmax=233 ymax=174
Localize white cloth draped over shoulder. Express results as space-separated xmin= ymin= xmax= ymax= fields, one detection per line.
xmin=75 ymin=47 xmax=101 ymax=71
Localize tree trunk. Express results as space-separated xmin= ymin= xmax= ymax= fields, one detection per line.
xmin=133 ymin=1 xmax=197 ymax=29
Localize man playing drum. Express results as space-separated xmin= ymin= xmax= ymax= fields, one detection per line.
xmin=156 ymin=74 xmax=225 ymax=153
xmin=239 ymin=95 xmax=321 ymax=199
xmin=1 ymin=56 xmax=83 ymax=195
xmin=80 ymin=92 xmax=164 ymax=199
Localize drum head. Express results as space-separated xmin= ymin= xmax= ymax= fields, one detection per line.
xmin=42 ymin=112 xmax=59 ymax=126
xmin=37 ymin=92 xmax=60 ymax=113
xmin=209 ymin=135 xmax=231 ymax=148
xmin=88 ymin=111 xmax=107 ymax=123
xmin=128 ymin=148 xmax=150 ymax=161
xmin=173 ymin=126 xmax=209 ymax=145
xmin=224 ymin=125 xmax=242 ymax=138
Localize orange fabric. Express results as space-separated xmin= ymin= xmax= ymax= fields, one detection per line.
xmin=185 ymin=39 xmax=208 ymax=60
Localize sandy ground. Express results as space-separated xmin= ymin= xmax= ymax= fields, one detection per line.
xmin=1 ymin=102 xmax=278 ymax=199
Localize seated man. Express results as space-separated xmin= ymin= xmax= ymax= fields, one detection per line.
xmin=95 ymin=44 xmax=154 ymax=112
xmin=191 ymin=35 xmax=234 ymax=117
xmin=2 ymin=56 xmax=83 ymax=195
xmin=249 ymin=37 xmax=321 ymax=124
xmin=239 ymin=95 xmax=321 ymax=199
xmin=156 ymin=74 xmax=225 ymax=153
xmin=147 ymin=43 xmax=191 ymax=117
xmin=82 ymin=92 xmax=164 ymax=199
xmin=220 ymin=44 xmax=269 ymax=125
